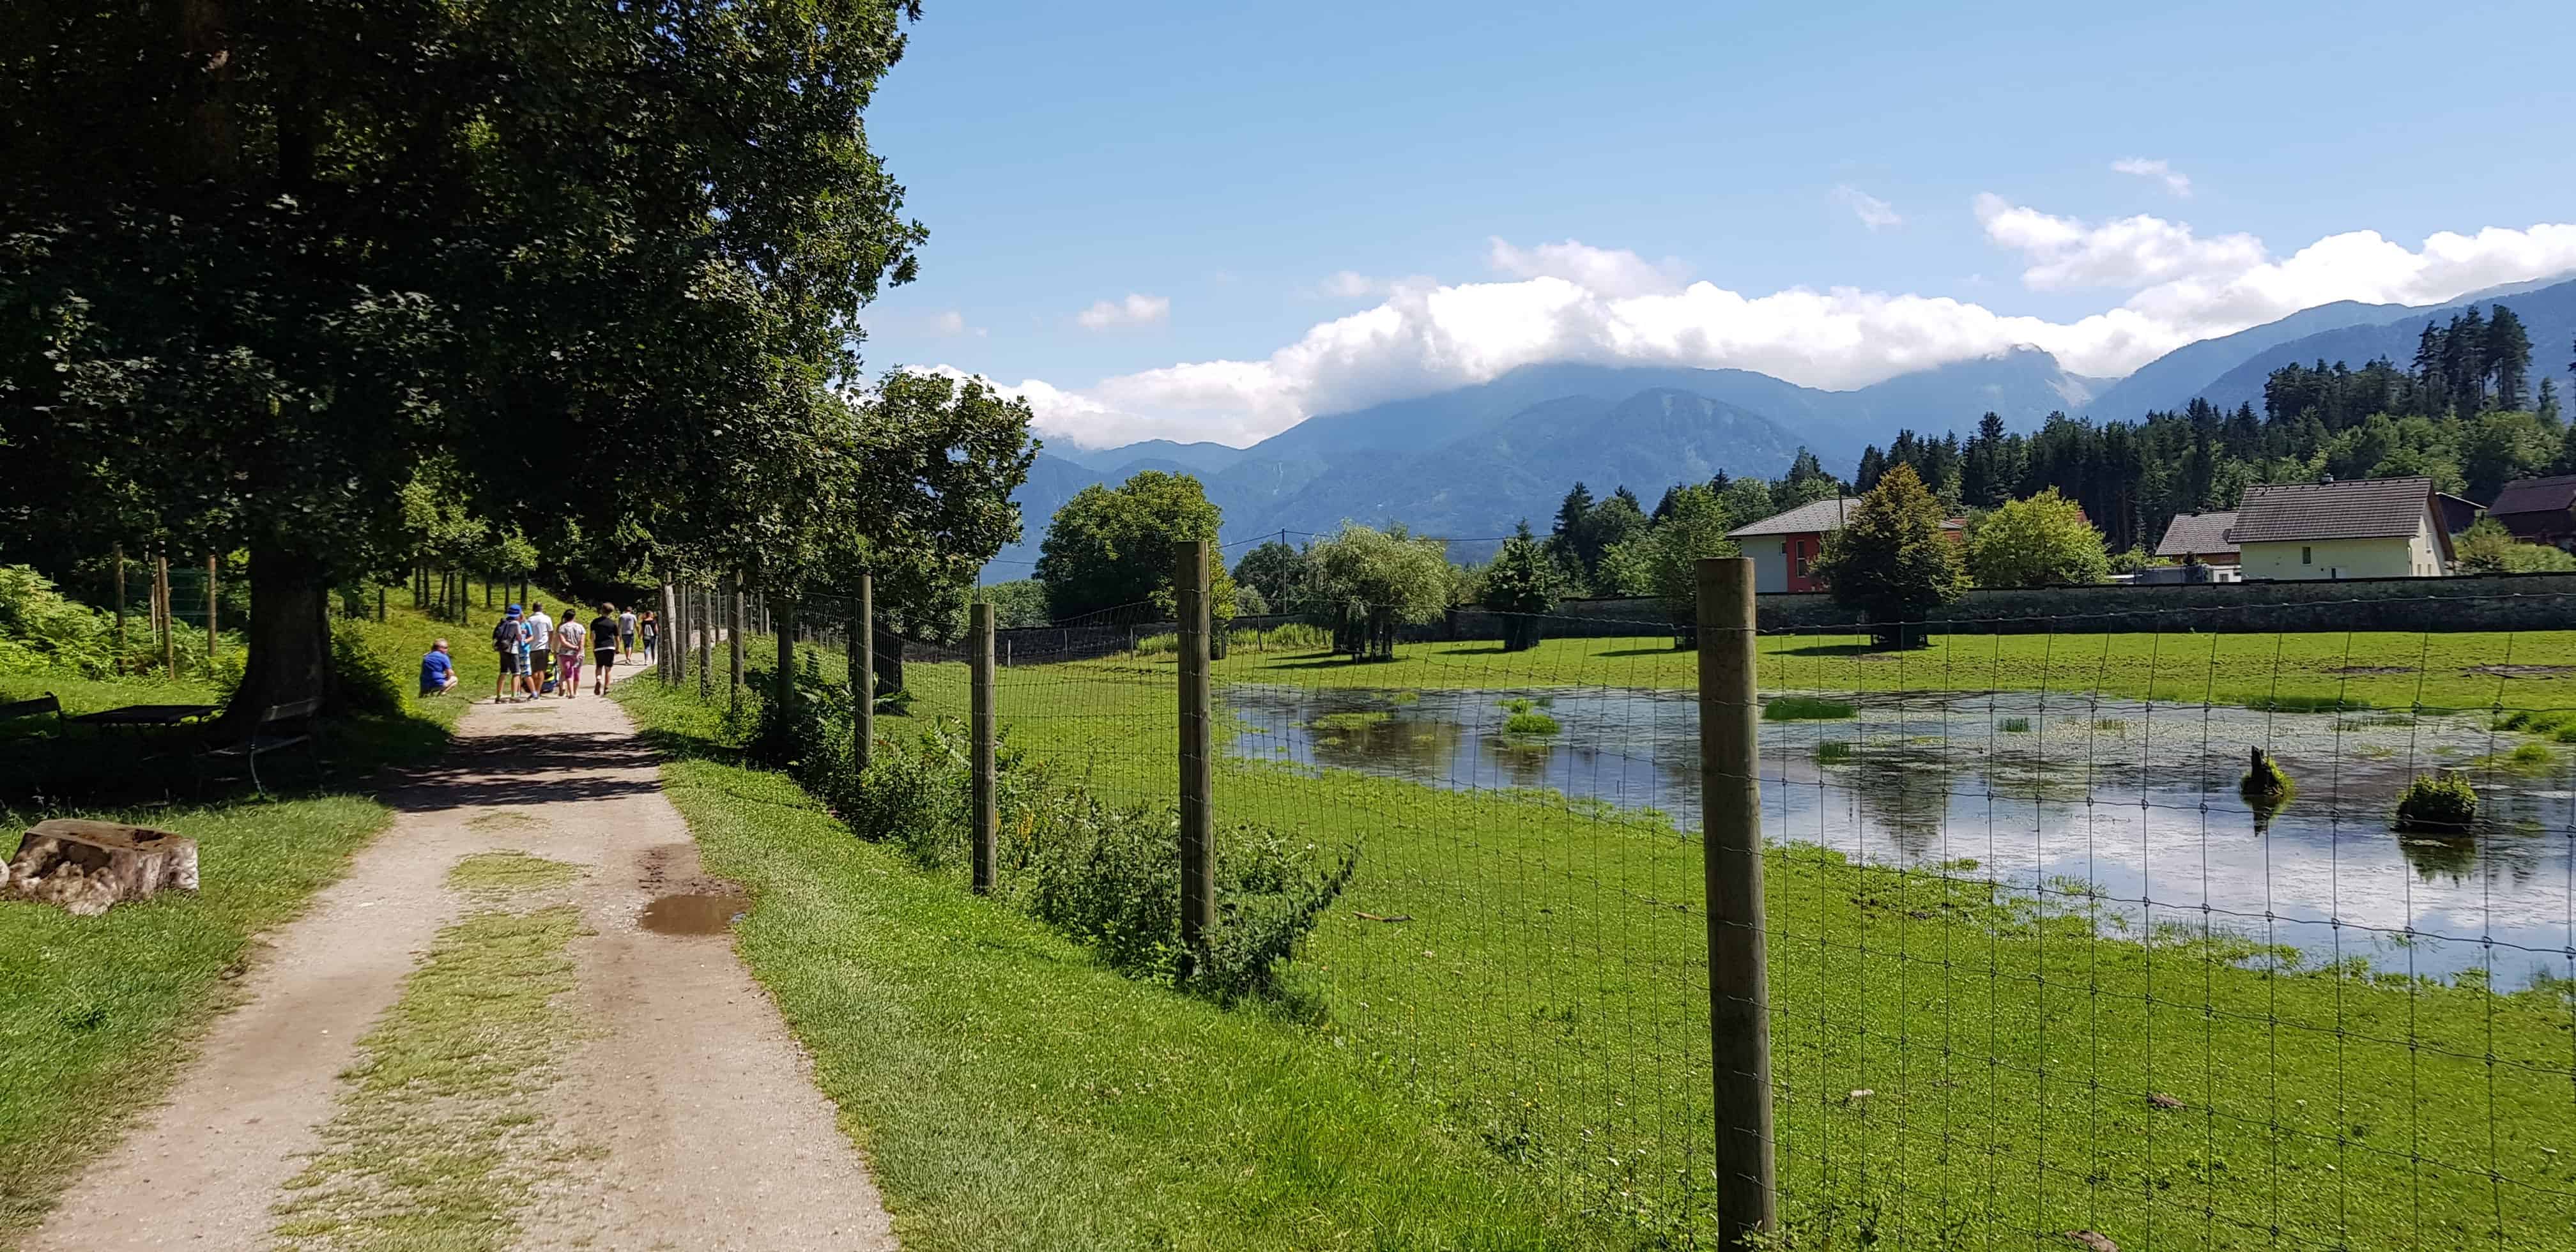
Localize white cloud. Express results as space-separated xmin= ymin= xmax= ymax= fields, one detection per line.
xmin=1975 ymin=194 xmax=2265 ymax=289
xmin=939 ymin=215 xmax=2576 ymax=451
xmin=1832 ymin=185 xmax=1904 ymax=231
xmin=1074 ymin=293 xmax=1170 ymax=330
xmin=2112 ymin=157 xmax=2193 ymax=198
xmin=930 ymin=309 xmax=969 ymax=335
xmin=1486 ymin=238 xmax=1690 ymax=298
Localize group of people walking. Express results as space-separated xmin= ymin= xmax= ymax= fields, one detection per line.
xmin=477 ymin=600 xmax=655 ymax=703
xmin=415 ymin=594 xmax=660 ymax=701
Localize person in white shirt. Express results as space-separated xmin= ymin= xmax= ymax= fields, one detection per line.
xmin=555 ymin=615 xmax=588 ymax=699
xmin=525 ymin=604 xmax=555 ymax=692
xmin=618 ymin=608 xmax=638 ymax=657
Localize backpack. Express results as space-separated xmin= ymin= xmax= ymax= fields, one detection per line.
xmin=493 ymin=619 xmax=519 ymax=653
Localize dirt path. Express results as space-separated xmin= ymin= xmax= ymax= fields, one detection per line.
xmin=29 ymin=675 xmax=898 ymax=1251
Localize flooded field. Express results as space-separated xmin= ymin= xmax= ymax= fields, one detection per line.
xmin=1225 ymin=684 xmax=2576 ymax=987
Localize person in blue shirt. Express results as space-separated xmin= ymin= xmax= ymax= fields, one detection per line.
xmin=419 ymin=639 xmax=458 ymax=697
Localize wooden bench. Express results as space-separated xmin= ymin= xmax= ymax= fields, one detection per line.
xmin=194 ymin=698 xmax=324 ymax=797
xmin=0 ymin=694 xmax=63 ymax=733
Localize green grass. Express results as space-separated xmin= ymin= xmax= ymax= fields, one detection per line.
xmin=1498 ymin=697 xmax=1561 ymax=736
xmin=613 ymin=676 xmax=1639 ymax=1250
xmin=875 ymin=651 xmax=2575 ymax=1249
xmin=1813 ymin=742 xmax=1854 ymax=764
xmin=1187 ymin=630 xmax=2576 ymax=716
xmin=272 ymin=897 xmax=588 ymax=1250
xmin=1764 ymin=695 xmax=1857 ymax=721
xmin=447 ymin=851 xmax=583 ymax=896
xmin=0 ymin=588 xmax=575 ymax=1243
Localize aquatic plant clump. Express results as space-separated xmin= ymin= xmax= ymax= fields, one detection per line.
xmin=2239 ymin=747 xmax=2295 ymax=801
xmin=1764 ymin=696 xmax=1857 ymax=721
xmin=2393 ymin=772 xmax=2478 ymax=831
xmin=1496 ymin=697 xmax=1560 ymax=736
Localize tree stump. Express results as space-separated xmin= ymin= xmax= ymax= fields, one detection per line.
xmin=5 ymin=820 xmax=200 ymax=917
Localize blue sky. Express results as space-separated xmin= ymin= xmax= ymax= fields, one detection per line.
xmin=855 ymin=0 xmax=2576 ymax=450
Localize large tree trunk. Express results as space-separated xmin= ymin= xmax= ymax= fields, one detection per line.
xmin=221 ymin=546 xmax=328 ymax=731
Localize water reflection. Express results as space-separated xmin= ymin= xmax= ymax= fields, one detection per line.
xmin=1223 ymin=684 xmax=2576 ymax=987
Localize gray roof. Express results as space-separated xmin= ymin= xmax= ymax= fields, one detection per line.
xmin=1728 ymin=497 xmax=1860 ymax=538
xmin=2227 ymin=477 xmax=2446 ymax=557
xmin=2154 ymin=512 xmax=2239 ymax=558
xmin=2490 ymin=474 xmax=2576 ymax=518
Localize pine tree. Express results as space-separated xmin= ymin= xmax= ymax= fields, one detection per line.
xmin=2445 ymin=308 xmax=2488 ymax=415
xmin=2541 ymin=376 xmax=2562 ymax=425
xmin=2487 ymin=305 xmax=2533 ymax=410
xmin=1482 ymin=521 xmax=1560 ymax=651
xmin=1811 ymin=463 xmax=1965 ymax=648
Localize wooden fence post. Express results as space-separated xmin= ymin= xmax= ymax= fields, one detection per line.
xmin=853 ymin=573 xmax=874 ymax=772
xmin=1697 ymin=556 xmax=1775 ymax=1246
xmin=157 ymin=554 xmax=175 ymax=680
xmin=205 ymin=554 xmax=218 ymax=668
xmin=1176 ymin=539 xmax=1215 ymax=963
xmin=698 ymin=583 xmax=714 ymax=699
xmin=969 ymin=600 xmax=997 ymax=895
xmin=728 ymin=572 xmax=745 ymax=712
xmin=112 ymin=546 xmax=126 ymax=668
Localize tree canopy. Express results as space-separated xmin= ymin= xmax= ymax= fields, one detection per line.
xmin=1812 ymin=464 xmax=1966 ymax=645
xmin=1965 ymin=489 xmax=2110 ymax=588
xmin=1479 ymin=521 xmax=1562 ymax=651
xmin=1035 ymin=471 xmax=1233 ymax=621
xmin=1 ymin=0 xmax=1000 ymax=719
xmin=1307 ymin=523 xmax=1450 ymax=660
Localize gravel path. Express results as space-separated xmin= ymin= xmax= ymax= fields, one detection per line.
xmin=29 ymin=680 xmax=898 ymax=1251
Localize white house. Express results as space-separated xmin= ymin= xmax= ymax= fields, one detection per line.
xmin=2227 ymin=477 xmax=2452 ymax=580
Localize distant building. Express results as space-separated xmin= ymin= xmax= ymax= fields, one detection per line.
xmin=2152 ymin=511 xmax=2240 ymax=567
xmin=1727 ymin=496 xmax=1962 ymax=593
xmin=2487 ymin=474 xmax=2576 ymax=548
xmin=2227 ymin=477 xmax=2453 ymax=580
xmin=2432 ymin=492 xmax=2484 ymax=539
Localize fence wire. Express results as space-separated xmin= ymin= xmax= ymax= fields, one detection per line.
xmin=663 ymin=578 xmax=2576 ymax=1250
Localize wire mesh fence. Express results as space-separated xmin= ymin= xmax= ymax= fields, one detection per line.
xmin=650 ymin=565 xmax=2576 ymax=1250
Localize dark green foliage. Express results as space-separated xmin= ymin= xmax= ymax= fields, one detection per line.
xmin=1480 ymin=523 xmax=1560 ymax=651
xmin=1036 ymin=471 xmax=1228 ymax=619
xmin=2394 ymin=772 xmax=2478 ymax=830
xmin=1764 ymin=696 xmax=1857 ymax=721
xmin=1811 ymin=464 xmax=1966 ymax=646
xmin=1230 ymin=540 xmax=1309 ymax=609
xmin=752 ymin=673 xmax=1357 ymax=1004
xmin=324 ymin=620 xmax=403 ymax=717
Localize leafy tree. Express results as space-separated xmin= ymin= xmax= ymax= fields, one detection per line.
xmin=2460 ymin=411 xmax=2556 ymax=503
xmin=1811 ymin=464 xmax=1965 ymax=646
xmin=1716 ymin=476 xmax=1781 ymax=529
xmin=978 ymin=580 xmax=1054 ymax=629
xmin=2456 ymin=517 xmax=2576 ymax=574
xmin=1623 ymin=485 xmax=1740 ymax=646
xmin=3 ymin=0 xmax=935 ymax=722
xmin=1480 ymin=521 xmax=1561 ymax=651
xmin=2538 ymin=377 xmax=2561 ymax=425
xmin=1034 ymin=470 xmax=1226 ymax=620
xmin=1232 ymin=539 xmax=1310 ymax=609
xmin=1965 ymin=489 xmax=2111 ymax=588
xmin=1306 ymin=523 xmax=1450 ymax=660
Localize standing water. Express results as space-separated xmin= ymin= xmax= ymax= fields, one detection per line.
xmin=1223 ymin=685 xmax=2576 ymax=987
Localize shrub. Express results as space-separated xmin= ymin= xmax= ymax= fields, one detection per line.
xmin=326 ymin=618 xmax=404 ymax=716
xmin=2393 ymin=773 xmax=2478 ymax=831
xmin=1998 ymin=717 xmax=2032 ymax=733
xmin=792 ymin=689 xmax=1359 ymax=1003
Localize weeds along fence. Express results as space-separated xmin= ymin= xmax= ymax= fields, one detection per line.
xmin=651 ymin=556 xmax=2576 ymax=1251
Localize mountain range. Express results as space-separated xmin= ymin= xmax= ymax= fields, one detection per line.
xmin=990 ymin=273 xmax=2576 ymax=577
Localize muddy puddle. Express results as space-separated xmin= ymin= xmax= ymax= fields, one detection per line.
xmin=640 ymin=892 xmax=750 ymax=935
xmin=1224 ymin=685 xmax=2576 ymax=987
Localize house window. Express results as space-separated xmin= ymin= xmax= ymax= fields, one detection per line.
xmin=2300 ymin=546 xmax=2311 ymax=565
xmin=1793 ymin=540 xmax=1810 ymax=576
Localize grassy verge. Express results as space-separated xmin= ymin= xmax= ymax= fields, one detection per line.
xmin=272 ymin=855 xmax=589 ymax=1251
xmin=615 ymin=675 xmax=1646 ymax=1251
xmin=0 ymin=591 xmax=569 ymax=1244
xmin=1180 ymin=629 xmax=2576 ymax=715
xmin=849 ymin=653 xmax=2575 ymax=1249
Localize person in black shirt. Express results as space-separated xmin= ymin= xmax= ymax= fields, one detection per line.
xmin=590 ymin=604 xmax=622 ymax=695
